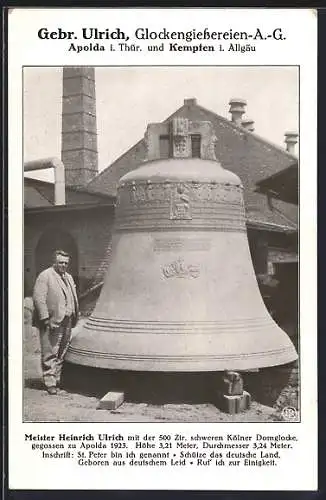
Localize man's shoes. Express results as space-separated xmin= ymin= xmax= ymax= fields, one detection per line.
xmin=46 ymin=386 xmax=57 ymax=395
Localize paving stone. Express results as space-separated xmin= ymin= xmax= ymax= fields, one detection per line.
xmin=97 ymin=391 xmax=124 ymax=410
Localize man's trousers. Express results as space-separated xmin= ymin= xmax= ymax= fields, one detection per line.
xmin=39 ymin=315 xmax=72 ymax=388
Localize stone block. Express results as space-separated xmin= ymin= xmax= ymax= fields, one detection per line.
xmin=63 ymin=149 xmax=98 ymax=187
xmin=62 ymin=95 xmax=96 ymax=116
xmin=62 ymin=112 xmax=96 ymax=133
xmin=63 ymin=74 xmax=96 ymax=98
xmin=218 ymin=391 xmax=251 ymax=414
xmin=63 ymin=67 xmax=95 ymax=80
xmin=62 ymin=131 xmax=97 ymax=152
xmin=81 ymin=77 xmax=96 ymax=98
xmin=97 ymin=391 xmax=124 ymax=410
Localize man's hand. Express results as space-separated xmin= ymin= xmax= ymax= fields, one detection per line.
xmin=41 ymin=318 xmax=50 ymax=328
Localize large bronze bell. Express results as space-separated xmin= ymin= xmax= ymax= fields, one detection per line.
xmin=66 ymin=118 xmax=297 ymax=372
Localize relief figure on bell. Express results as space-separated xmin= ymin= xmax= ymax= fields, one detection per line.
xmin=170 ymin=184 xmax=192 ymax=220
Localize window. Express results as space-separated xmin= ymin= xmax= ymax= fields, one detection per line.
xmin=191 ymin=134 xmax=201 ymax=158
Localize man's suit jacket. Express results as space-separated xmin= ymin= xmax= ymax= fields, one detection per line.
xmin=33 ymin=267 xmax=79 ymax=328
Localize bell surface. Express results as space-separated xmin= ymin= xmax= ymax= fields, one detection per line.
xmin=67 ymin=158 xmax=298 ymax=371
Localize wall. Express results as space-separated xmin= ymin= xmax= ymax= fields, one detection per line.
xmin=24 ymin=206 xmax=114 ymax=296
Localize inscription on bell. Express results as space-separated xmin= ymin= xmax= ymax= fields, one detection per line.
xmin=162 ymin=258 xmax=200 ymax=279
xmin=154 ymin=237 xmax=211 ymax=252
xmin=170 ymin=184 xmax=192 ymax=220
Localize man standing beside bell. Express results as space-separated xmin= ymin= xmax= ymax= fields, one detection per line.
xmin=33 ymin=250 xmax=79 ymax=394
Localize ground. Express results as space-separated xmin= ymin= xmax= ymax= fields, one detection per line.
xmin=23 ymin=322 xmax=296 ymax=423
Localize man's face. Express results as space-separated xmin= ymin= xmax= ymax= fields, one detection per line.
xmin=53 ymin=255 xmax=70 ymax=275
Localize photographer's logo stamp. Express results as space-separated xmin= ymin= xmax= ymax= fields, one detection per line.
xmin=281 ymin=406 xmax=299 ymax=421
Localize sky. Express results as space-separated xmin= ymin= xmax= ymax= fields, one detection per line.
xmin=24 ymin=66 xmax=298 ymax=182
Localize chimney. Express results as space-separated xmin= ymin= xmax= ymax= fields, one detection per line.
xmin=229 ymin=98 xmax=247 ymax=126
xmin=61 ymin=67 xmax=98 ymax=189
xmin=284 ymin=131 xmax=298 ymax=154
xmin=184 ymin=98 xmax=197 ymax=107
xmin=241 ymin=118 xmax=255 ymax=132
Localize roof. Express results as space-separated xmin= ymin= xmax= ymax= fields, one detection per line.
xmin=255 ymin=163 xmax=298 ymax=205
xmin=24 ymin=177 xmax=114 ymax=208
xmin=86 ymin=99 xmax=298 ymax=232
xmin=24 ymin=184 xmax=53 ymax=207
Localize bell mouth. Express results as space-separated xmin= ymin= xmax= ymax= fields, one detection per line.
xmin=67 ymin=315 xmax=298 ymax=372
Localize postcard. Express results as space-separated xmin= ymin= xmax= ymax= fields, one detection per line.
xmin=8 ymin=7 xmax=317 ymax=491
